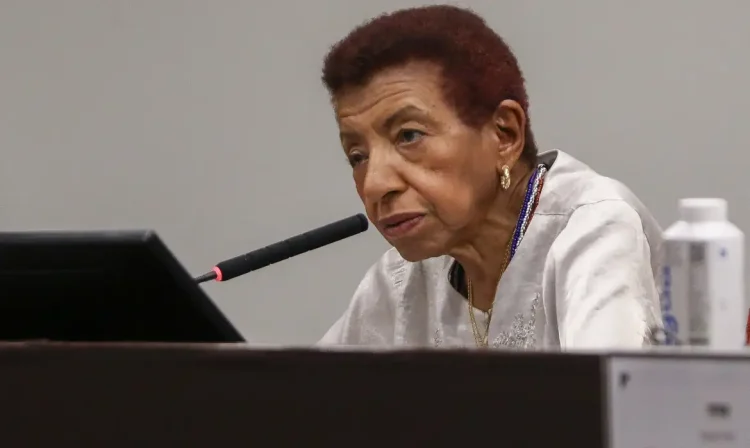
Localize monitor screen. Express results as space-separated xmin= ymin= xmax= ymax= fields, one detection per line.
xmin=0 ymin=230 xmax=244 ymax=342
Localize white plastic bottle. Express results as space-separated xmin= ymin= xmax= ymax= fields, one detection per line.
xmin=660 ymin=198 xmax=745 ymax=350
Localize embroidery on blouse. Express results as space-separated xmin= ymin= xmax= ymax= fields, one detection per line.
xmin=433 ymin=328 xmax=443 ymax=348
xmin=491 ymin=294 xmax=540 ymax=349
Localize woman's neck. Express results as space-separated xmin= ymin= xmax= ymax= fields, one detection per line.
xmin=448 ymin=162 xmax=535 ymax=312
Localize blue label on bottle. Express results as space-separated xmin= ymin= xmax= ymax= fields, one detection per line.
xmin=660 ymin=265 xmax=679 ymax=345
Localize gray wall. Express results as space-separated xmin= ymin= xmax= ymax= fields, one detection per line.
xmin=1 ymin=0 xmax=748 ymax=344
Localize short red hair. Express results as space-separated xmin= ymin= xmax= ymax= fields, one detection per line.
xmin=322 ymin=5 xmax=537 ymax=163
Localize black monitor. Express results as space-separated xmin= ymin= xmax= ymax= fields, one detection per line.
xmin=0 ymin=230 xmax=244 ymax=342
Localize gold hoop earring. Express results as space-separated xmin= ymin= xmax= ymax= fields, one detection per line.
xmin=500 ymin=165 xmax=511 ymax=190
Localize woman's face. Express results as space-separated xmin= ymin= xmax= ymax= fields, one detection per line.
xmin=335 ymin=62 xmax=506 ymax=261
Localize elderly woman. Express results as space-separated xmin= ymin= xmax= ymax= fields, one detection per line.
xmin=318 ymin=5 xmax=663 ymax=349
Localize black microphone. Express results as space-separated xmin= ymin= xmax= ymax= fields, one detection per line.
xmin=194 ymin=213 xmax=369 ymax=284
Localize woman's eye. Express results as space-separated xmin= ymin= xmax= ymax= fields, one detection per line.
xmin=348 ymin=152 xmax=367 ymax=167
xmin=397 ymin=129 xmax=425 ymax=144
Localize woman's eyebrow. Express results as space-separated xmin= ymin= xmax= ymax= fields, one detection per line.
xmin=383 ymin=105 xmax=430 ymax=129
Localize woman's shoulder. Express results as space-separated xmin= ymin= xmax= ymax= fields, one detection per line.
xmin=536 ymin=149 xmax=657 ymax=222
xmin=344 ymin=248 xmax=451 ymax=316
xmin=365 ymin=247 xmax=450 ymax=288
xmin=318 ymin=247 xmax=445 ymax=344
xmin=533 ymin=150 xmax=663 ymax=270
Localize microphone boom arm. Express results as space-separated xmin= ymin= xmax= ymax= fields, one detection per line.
xmin=193 ymin=213 xmax=368 ymax=284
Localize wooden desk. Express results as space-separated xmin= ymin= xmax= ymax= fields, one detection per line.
xmin=0 ymin=343 xmax=603 ymax=447
xmin=1 ymin=343 xmax=748 ymax=447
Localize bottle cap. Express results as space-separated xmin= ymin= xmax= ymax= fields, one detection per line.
xmin=679 ymin=198 xmax=727 ymax=222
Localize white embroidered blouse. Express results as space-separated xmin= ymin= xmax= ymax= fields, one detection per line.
xmin=318 ymin=150 xmax=664 ymax=350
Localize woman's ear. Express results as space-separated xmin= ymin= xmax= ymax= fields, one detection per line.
xmin=493 ymin=99 xmax=527 ymax=167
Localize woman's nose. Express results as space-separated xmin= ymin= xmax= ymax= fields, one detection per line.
xmin=360 ymin=148 xmax=407 ymax=205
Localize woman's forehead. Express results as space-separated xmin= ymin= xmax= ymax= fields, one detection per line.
xmin=334 ymin=63 xmax=448 ymax=126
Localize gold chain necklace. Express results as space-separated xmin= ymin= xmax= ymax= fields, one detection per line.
xmin=468 ymin=235 xmax=513 ymax=348
xmin=468 ymin=164 xmax=547 ymax=348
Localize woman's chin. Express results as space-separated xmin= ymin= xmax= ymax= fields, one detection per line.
xmin=391 ymin=241 xmax=444 ymax=263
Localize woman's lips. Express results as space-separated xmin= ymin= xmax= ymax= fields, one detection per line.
xmin=379 ymin=213 xmax=425 ymax=238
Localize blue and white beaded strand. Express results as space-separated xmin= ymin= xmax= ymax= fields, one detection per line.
xmin=509 ymin=164 xmax=548 ymax=259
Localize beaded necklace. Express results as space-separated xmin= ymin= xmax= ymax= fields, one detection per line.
xmin=468 ymin=163 xmax=548 ymax=347
xmin=510 ymin=163 xmax=548 ymax=257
